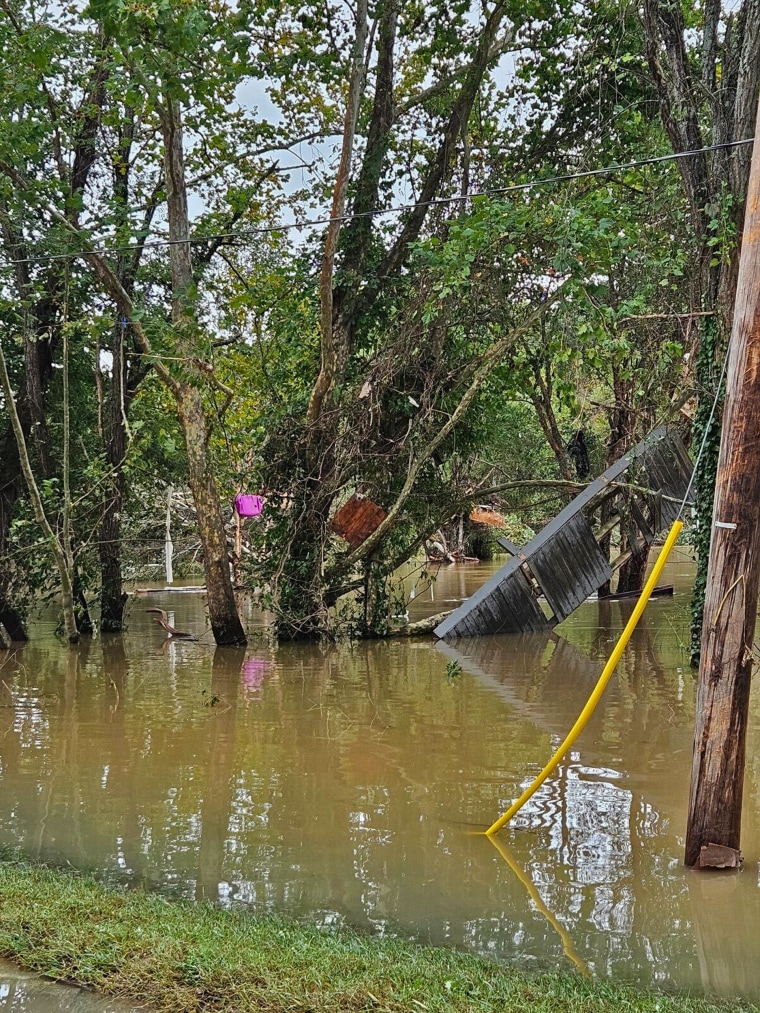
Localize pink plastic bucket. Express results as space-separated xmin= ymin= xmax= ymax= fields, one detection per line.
xmin=235 ymin=494 xmax=264 ymax=518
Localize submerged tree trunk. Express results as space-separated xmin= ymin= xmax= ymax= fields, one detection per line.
xmin=0 ymin=340 xmax=78 ymax=643
xmin=74 ymin=576 xmax=94 ymax=635
xmin=98 ymin=472 xmax=127 ymax=629
xmin=99 ymin=318 xmax=129 ymax=630
xmin=160 ymin=96 xmax=246 ymax=645
xmin=616 ymin=539 xmax=650 ymax=595
xmin=178 ymin=387 xmax=246 ymax=644
xmin=0 ymin=605 xmax=26 ymax=643
xmin=0 ymin=426 xmax=27 ymax=640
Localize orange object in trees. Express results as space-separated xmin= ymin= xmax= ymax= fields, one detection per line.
xmin=469 ymin=506 xmax=504 ymax=526
xmin=331 ymin=494 xmax=387 ymax=548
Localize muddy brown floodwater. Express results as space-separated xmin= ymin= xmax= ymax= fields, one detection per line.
xmin=2 ymin=545 xmax=760 ymax=1002
xmin=0 ymin=959 xmax=136 ymax=1012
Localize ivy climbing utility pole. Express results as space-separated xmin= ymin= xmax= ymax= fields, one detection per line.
xmin=685 ymin=98 xmax=760 ymax=869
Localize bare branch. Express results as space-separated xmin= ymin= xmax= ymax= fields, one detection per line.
xmin=327 ymin=285 xmax=566 ymax=577
xmin=0 ymin=158 xmax=180 ymax=396
xmin=396 ymin=29 xmax=517 ymax=116
xmin=306 ymin=0 xmax=369 ymax=427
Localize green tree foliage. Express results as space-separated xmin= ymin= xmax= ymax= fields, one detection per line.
xmin=0 ymin=0 xmax=339 ymax=638
xmin=2 ymin=0 xmax=756 ymax=644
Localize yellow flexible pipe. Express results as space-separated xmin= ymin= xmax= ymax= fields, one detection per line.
xmin=485 ymin=518 xmax=683 ymax=837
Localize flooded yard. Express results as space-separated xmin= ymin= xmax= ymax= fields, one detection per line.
xmin=0 ymin=959 xmax=136 ymax=1012
xmin=2 ymin=547 xmax=760 ymax=1001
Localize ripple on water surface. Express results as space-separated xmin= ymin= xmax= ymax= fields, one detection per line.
xmin=0 ymin=961 xmax=136 ymax=1013
xmin=1 ymin=549 xmax=760 ymax=1001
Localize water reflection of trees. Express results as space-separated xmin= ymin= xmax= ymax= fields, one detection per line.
xmin=196 ymin=648 xmax=242 ymax=901
xmin=437 ymin=621 xmax=703 ymax=988
xmin=1 ymin=606 xmax=760 ymax=996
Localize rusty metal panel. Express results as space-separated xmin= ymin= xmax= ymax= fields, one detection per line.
xmin=529 ymin=512 xmax=612 ymax=623
xmin=330 ymin=494 xmax=387 ymax=548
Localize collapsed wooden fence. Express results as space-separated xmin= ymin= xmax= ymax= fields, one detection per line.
xmin=434 ymin=427 xmax=693 ymax=639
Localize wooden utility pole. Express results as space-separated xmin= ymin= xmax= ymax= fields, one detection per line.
xmin=685 ymin=98 xmax=760 ymax=868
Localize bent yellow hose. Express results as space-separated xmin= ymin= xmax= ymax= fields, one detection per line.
xmin=485 ymin=518 xmax=683 ymax=837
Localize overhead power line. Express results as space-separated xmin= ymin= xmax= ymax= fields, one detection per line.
xmin=5 ymin=137 xmax=754 ymax=268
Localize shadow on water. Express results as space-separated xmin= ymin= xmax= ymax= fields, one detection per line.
xmin=1 ymin=567 xmax=760 ymax=1000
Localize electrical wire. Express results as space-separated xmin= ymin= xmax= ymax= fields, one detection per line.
xmin=677 ymin=342 xmax=731 ymax=519
xmin=483 ymin=348 xmax=733 ymax=836
xmin=4 ymin=137 xmax=754 ymax=268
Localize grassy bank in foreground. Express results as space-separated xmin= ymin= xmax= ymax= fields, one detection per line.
xmin=0 ymin=861 xmax=756 ymax=1013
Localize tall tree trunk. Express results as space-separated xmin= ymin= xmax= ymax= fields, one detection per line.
xmin=98 ymin=315 xmax=131 ymax=630
xmin=0 ymin=34 xmax=110 ymax=638
xmin=0 ymin=339 xmax=78 ymax=643
xmin=0 ymin=425 xmax=27 ymax=640
xmin=160 ymin=96 xmax=246 ymax=646
xmin=274 ymin=0 xmax=369 ymax=639
xmin=98 ymin=116 xmax=135 ymax=632
xmin=178 ymin=387 xmax=246 ymax=644
xmin=96 ymin=108 xmax=156 ymax=632
xmin=306 ymin=0 xmax=369 ymax=431
xmin=61 ymin=289 xmax=91 ymax=635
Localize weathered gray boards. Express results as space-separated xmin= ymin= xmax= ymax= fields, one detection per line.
xmin=434 ymin=428 xmax=692 ymax=639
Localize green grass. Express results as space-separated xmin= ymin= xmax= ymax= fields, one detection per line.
xmin=0 ymin=859 xmax=755 ymax=1013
